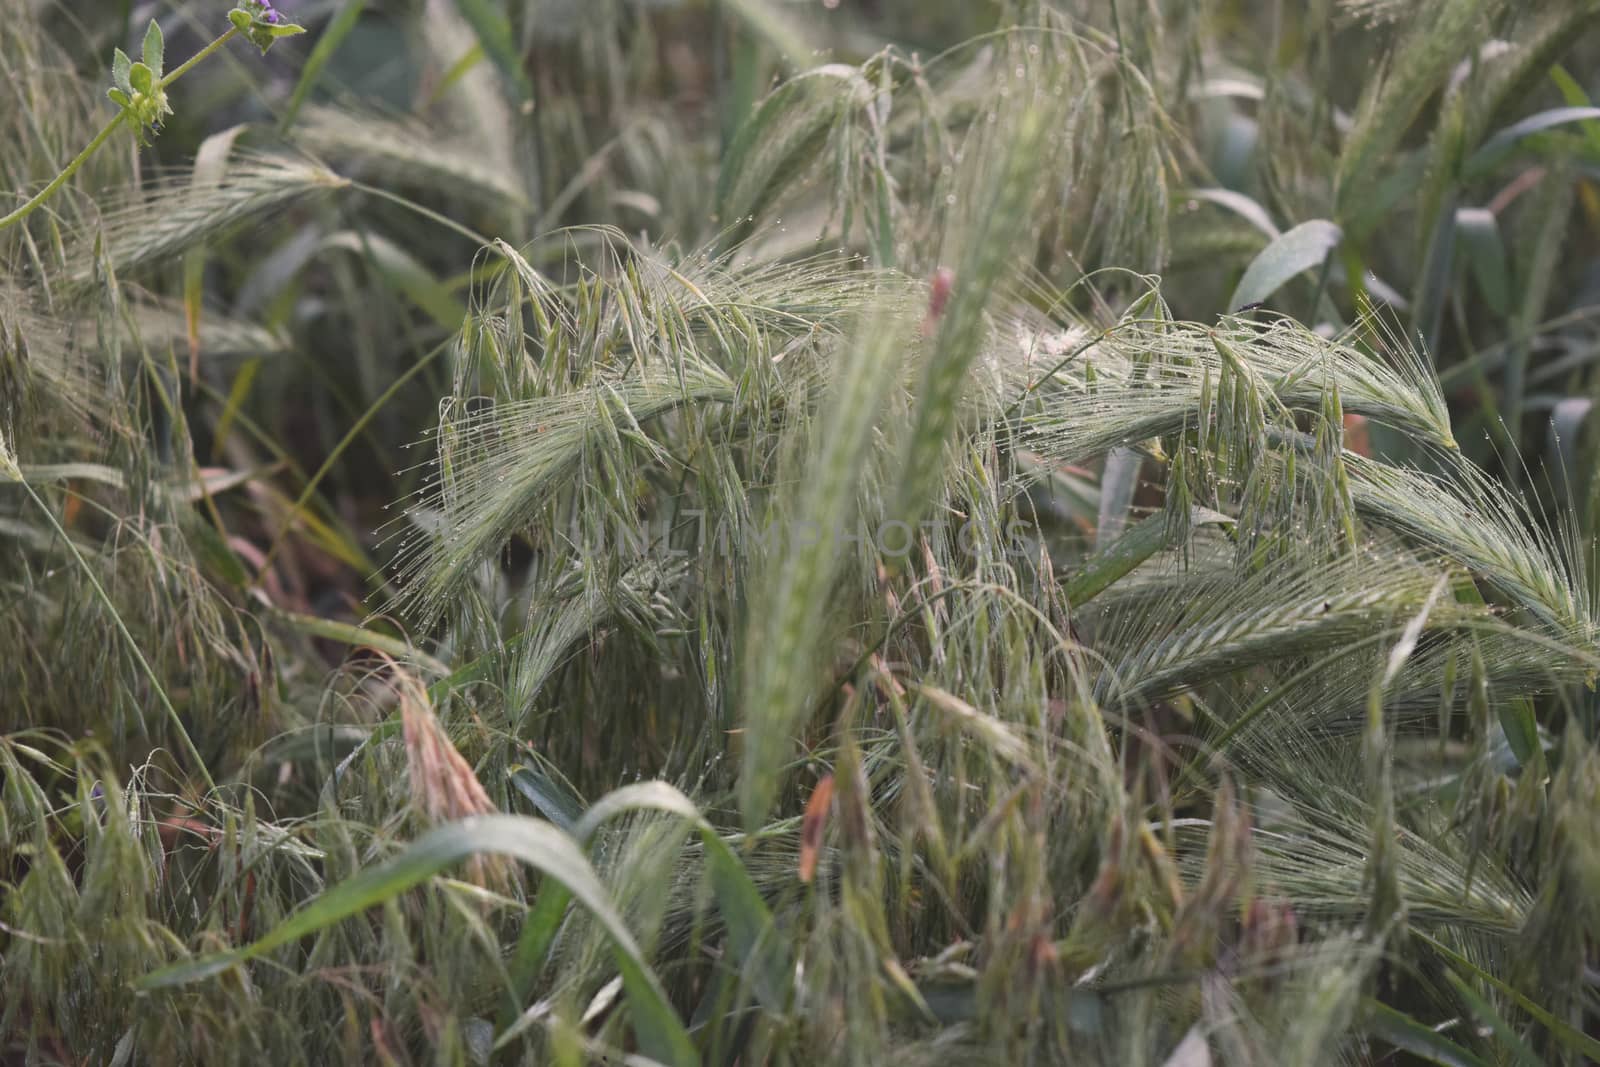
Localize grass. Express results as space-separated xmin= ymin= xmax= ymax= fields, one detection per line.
xmin=4 ymin=0 xmax=1600 ymax=1063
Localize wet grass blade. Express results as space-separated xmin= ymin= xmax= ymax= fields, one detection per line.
xmin=1063 ymin=507 xmax=1234 ymax=606
xmin=1228 ymin=219 xmax=1342 ymax=311
xmin=139 ymin=814 xmax=699 ymax=1066
xmin=1362 ymin=998 xmax=1490 ymax=1067
xmin=576 ymin=782 xmax=793 ymax=1013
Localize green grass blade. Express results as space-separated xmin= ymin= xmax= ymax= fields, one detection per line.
xmin=1443 ymin=971 xmax=1541 ymax=1067
xmin=138 ymin=814 xmax=698 ymax=1066
xmin=1464 ymin=106 xmax=1600 ymax=178
xmin=1227 ymin=219 xmax=1342 ymax=311
xmin=1362 ymin=998 xmax=1491 ymax=1067
xmin=452 ymin=0 xmax=531 ymax=100
xmin=282 ymin=0 xmax=369 ymax=130
xmin=1063 ymin=507 xmax=1234 ymax=606
xmin=1453 ymin=208 xmax=1510 ymax=316
xmin=576 ymin=782 xmax=793 ymax=1012
xmin=1420 ymin=931 xmax=1600 ymax=1061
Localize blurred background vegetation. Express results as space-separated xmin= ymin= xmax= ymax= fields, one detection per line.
xmin=5 ymin=0 xmax=1600 ymax=1063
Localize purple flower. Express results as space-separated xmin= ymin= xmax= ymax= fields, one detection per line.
xmin=230 ymin=1 xmax=304 ymax=52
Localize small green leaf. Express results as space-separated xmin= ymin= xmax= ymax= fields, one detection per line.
xmin=108 ymin=88 xmax=130 ymax=108
xmin=1454 ymin=208 xmax=1509 ymax=317
xmin=112 ymin=48 xmax=133 ymax=93
xmin=1186 ymin=187 xmax=1280 ymax=239
xmin=509 ymin=765 xmax=582 ymax=833
xmin=1465 ymin=106 xmax=1600 ymax=179
xmin=1497 ymin=697 xmax=1540 ymax=768
xmin=1096 ymin=447 xmax=1142 ymax=546
xmin=1063 ymin=508 xmax=1235 ymax=606
xmin=229 ymin=9 xmax=253 ymax=32
xmin=182 ymin=513 xmax=250 ymax=590
xmin=128 ymin=62 xmax=153 ymax=95
xmin=1548 ymin=65 xmax=1600 ymax=158
xmin=243 ymin=20 xmax=308 ymax=54
xmin=142 ymin=20 xmax=164 ymax=78
xmin=1228 ymin=219 xmax=1343 ymax=311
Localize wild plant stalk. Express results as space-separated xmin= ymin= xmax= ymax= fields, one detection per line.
xmin=0 ymin=28 xmax=234 ymax=232
xmin=0 ymin=5 xmax=302 ymax=233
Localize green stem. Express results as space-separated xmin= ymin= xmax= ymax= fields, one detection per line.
xmin=11 ymin=476 xmax=216 ymax=793
xmin=0 ymin=115 xmax=127 ymax=232
xmin=0 ymin=27 xmax=238 ymax=234
xmin=350 ymin=180 xmax=496 ymax=247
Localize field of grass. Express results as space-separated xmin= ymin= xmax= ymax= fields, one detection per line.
xmin=4 ymin=0 xmax=1600 ymax=1063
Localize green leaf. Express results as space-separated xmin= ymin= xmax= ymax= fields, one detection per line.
xmin=1453 ymin=208 xmax=1509 ymax=317
xmin=1228 ymin=219 xmax=1342 ymax=311
xmin=319 ymin=231 xmax=468 ymax=332
xmin=1362 ymin=998 xmax=1490 ymax=1067
xmin=1547 ymin=396 xmax=1591 ymax=505
xmin=504 ymin=782 xmax=791 ymax=1045
xmin=574 ymin=782 xmax=792 ymax=1014
xmin=128 ymin=61 xmax=153 ymax=96
xmin=452 ymin=0 xmax=532 ymax=99
xmin=142 ymin=20 xmax=164 ymax=78
xmin=108 ymin=88 xmax=130 ymax=109
xmin=1444 ymin=971 xmax=1541 ymax=1067
xmin=1497 ymin=696 xmax=1539 ymax=768
xmin=1096 ymin=448 xmax=1142 ymax=546
xmin=1465 ymin=106 xmax=1600 ymax=178
xmin=282 ymin=0 xmax=368 ymax=129
xmin=138 ymin=815 xmax=698 ymax=1067
xmin=112 ymin=47 xmax=133 ymax=94
xmin=509 ymin=765 xmax=582 ymax=834
xmin=1063 ymin=508 xmax=1235 ymax=607
xmin=182 ymin=123 xmax=251 ymax=372
xmin=236 ymin=12 xmax=308 ymax=54
xmin=1419 ymin=932 xmax=1600 ymax=1062
xmin=503 ymin=877 xmax=576 ymax=1034
xmin=182 ymin=512 xmax=251 ymax=590
xmin=1186 ymin=187 xmax=1280 ymax=239
xmin=1548 ymin=66 xmax=1600 ymax=158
